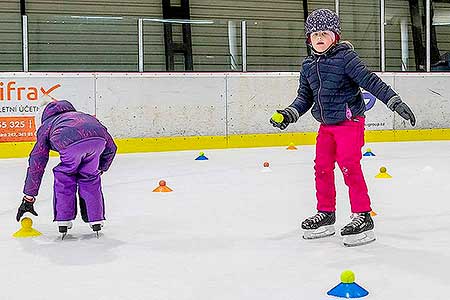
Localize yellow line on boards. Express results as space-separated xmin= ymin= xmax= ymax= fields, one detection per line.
xmin=1 ymin=129 xmax=449 ymax=159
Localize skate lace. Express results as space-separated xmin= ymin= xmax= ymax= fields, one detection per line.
xmin=308 ymin=212 xmax=327 ymax=223
xmin=348 ymin=213 xmax=365 ymax=228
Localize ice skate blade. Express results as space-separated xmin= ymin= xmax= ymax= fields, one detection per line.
xmin=303 ymin=225 xmax=335 ymax=240
xmin=58 ymin=221 xmax=73 ymax=229
xmin=343 ymin=230 xmax=376 ymax=247
xmin=91 ymin=224 xmax=102 ymax=232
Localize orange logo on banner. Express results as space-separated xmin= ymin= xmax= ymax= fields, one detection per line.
xmin=0 ymin=116 xmax=36 ymax=142
xmin=40 ymin=84 xmax=61 ymax=100
xmin=0 ymin=81 xmax=61 ymax=101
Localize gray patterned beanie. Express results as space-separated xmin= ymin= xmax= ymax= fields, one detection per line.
xmin=305 ymin=9 xmax=341 ymax=37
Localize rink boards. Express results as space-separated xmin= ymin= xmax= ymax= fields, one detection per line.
xmin=0 ymin=72 xmax=449 ymax=157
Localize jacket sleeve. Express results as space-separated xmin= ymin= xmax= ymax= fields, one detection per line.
xmin=344 ymin=50 xmax=397 ymax=105
xmin=289 ymin=62 xmax=314 ymax=119
xmin=99 ymin=129 xmax=117 ymax=172
xmin=23 ymin=125 xmax=51 ymax=197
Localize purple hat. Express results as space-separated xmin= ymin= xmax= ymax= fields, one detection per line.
xmin=305 ymin=9 xmax=341 ymax=37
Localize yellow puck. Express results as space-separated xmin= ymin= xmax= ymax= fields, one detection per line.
xmin=340 ymin=270 xmax=355 ymax=283
xmin=271 ymin=112 xmax=284 ymax=123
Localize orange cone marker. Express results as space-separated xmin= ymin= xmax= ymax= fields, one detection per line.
xmin=261 ymin=161 xmax=272 ymax=173
xmin=153 ymin=180 xmax=173 ymax=192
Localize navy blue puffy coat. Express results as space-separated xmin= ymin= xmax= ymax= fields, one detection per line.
xmin=290 ymin=42 xmax=397 ymax=124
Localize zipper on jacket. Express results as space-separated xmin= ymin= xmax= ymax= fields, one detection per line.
xmin=316 ymin=57 xmax=326 ymax=124
xmin=345 ymin=103 xmax=352 ymax=120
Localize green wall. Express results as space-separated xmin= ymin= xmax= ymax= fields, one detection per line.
xmin=1 ymin=0 xmax=449 ymax=72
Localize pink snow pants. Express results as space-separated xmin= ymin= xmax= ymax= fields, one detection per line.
xmin=314 ymin=116 xmax=371 ymax=213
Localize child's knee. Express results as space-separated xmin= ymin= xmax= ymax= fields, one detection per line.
xmin=314 ymin=164 xmax=335 ymax=176
xmin=338 ymin=162 xmax=363 ymax=176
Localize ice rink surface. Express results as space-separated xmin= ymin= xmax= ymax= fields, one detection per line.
xmin=1 ymin=141 xmax=449 ymax=300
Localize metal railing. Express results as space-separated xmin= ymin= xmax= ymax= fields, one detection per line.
xmin=6 ymin=0 xmax=449 ymax=73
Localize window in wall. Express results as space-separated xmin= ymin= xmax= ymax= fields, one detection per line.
xmin=340 ymin=0 xmax=381 ymax=71
xmin=0 ymin=12 xmax=22 ymax=71
xmin=246 ymin=20 xmax=304 ymax=72
xmin=432 ymin=1 xmax=450 ymax=71
xmin=27 ymin=15 xmax=139 ymax=72
xmin=385 ymin=0 xmax=425 ymax=71
xmin=191 ymin=19 xmax=242 ymax=71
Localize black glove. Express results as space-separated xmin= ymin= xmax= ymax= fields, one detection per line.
xmin=270 ymin=107 xmax=299 ymax=130
xmin=16 ymin=196 xmax=38 ymax=222
xmin=394 ymin=102 xmax=416 ymax=126
xmin=388 ymin=96 xmax=416 ymax=126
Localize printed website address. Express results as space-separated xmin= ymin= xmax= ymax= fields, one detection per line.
xmin=365 ymin=122 xmax=386 ymax=128
xmin=0 ymin=132 xmax=35 ymax=138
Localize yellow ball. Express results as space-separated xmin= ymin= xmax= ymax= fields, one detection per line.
xmin=380 ymin=166 xmax=387 ymax=173
xmin=271 ymin=112 xmax=284 ymax=123
xmin=21 ymin=217 xmax=33 ymax=228
xmin=340 ymin=270 xmax=355 ymax=283
xmin=366 ymin=148 xmax=372 ymax=153
xmin=199 ymin=151 xmax=205 ymax=156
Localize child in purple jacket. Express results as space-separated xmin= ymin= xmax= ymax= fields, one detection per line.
xmin=16 ymin=98 xmax=117 ymax=237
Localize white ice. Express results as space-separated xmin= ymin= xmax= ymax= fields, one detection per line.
xmin=1 ymin=141 xmax=450 ymax=300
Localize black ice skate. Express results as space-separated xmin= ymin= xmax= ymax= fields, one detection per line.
xmin=341 ymin=212 xmax=376 ymax=247
xmin=301 ymin=211 xmax=336 ymax=239
xmin=58 ymin=221 xmax=73 ymax=240
xmin=89 ymin=221 xmax=104 ymax=238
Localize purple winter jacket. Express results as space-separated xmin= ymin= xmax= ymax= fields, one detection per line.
xmin=23 ymin=100 xmax=117 ymax=196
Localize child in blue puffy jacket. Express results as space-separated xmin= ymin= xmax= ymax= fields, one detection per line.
xmin=270 ymin=9 xmax=416 ymax=246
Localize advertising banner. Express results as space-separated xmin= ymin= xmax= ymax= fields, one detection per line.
xmin=0 ymin=74 xmax=95 ymax=142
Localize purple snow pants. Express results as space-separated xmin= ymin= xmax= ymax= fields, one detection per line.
xmin=53 ymin=137 xmax=106 ymax=222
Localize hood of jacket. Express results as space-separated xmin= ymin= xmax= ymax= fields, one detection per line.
xmin=41 ymin=100 xmax=76 ymax=123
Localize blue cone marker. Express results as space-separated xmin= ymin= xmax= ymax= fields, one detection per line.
xmin=195 ymin=152 xmax=208 ymax=160
xmin=327 ymin=270 xmax=369 ymax=298
xmin=363 ymin=148 xmax=375 ymax=156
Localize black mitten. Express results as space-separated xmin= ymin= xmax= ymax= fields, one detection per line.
xmin=270 ymin=107 xmax=299 ymax=130
xmin=16 ymin=196 xmax=38 ymax=222
xmin=388 ymin=96 xmax=416 ymax=126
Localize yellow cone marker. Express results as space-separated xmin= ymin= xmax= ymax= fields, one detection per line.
xmin=13 ymin=217 xmax=42 ymax=238
xmin=287 ymin=142 xmax=298 ymax=150
xmin=375 ymin=166 xmax=392 ymax=178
